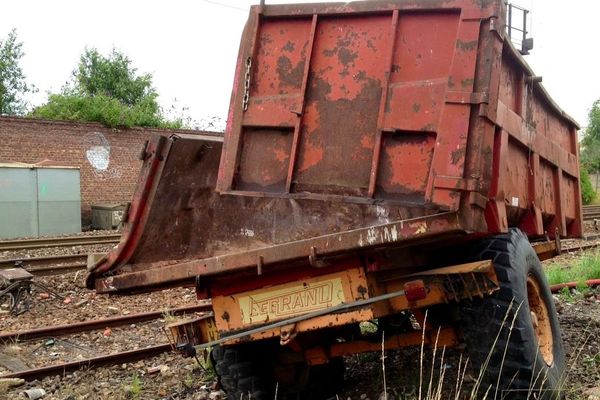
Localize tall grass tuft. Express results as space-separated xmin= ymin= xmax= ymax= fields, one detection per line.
xmin=369 ymin=300 xmax=594 ymax=400
xmin=546 ymin=250 xmax=600 ymax=286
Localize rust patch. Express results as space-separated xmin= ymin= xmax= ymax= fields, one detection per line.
xmin=338 ymin=47 xmax=359 ymax=66
xmin=451 ymin=147 xmax=466 ymax=165
xmin=322 ymin=30 xmax=360 ymax=66
xmin=456 ymin=40 xmax=478 ymax=51
xmin=295 ymin=76 xmax=382 ymax=192
xmin=355 ymin=70 xmax=367 ymax=81
xmin=375 ymin=131 xmax=436 ymax=202
xmin=476 ymin=0 xmax=495 ymax=7
xmin=447 ymin=76 xmax=455 ymax=88
xmin=282 ymin=41 xmax=296 ymax=53
xmin=276 ymin=55 xmax=306 ymax=88
xmin=236 ymin=127 xmax=293 ymax=192
xmin=260 ymin=33 xmax=273 ymax=50
xmin=461 ymin=78 xmax=475 ymax=88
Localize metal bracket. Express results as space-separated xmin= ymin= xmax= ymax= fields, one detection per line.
xmin=308 ymin=247 xmax=329 ymax=268
xmin=445 ymin=91 xmax=489 ymax=105
xmin=280 ymin=323 xmax=297 ymax=345
xmin=554 ymin=226 xmax=562 ymax=256
xmin=138 ymin=140 xmax=149 ymax=161
xmin=434 ymin=176 xmax=480 ymax=192
xmin=256 ymin=255 xmax=264 ymax=276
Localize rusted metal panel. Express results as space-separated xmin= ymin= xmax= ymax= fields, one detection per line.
xmin=148 ymin=260 xmax=496 ymax=349
xmin=87 ymin=0 xmax=581 ymax=294
xmin=212 ymin=267 xmax=368 ymax=334
xmin=486 ymin=39 xmax=581 ymax=239
xmin=307 ymin=327 xmax=457 ymax=364
xmin=217 ymin=0 xmax=580 ymax=238
xmin=220 ymin=5 xmax=480 ymax=209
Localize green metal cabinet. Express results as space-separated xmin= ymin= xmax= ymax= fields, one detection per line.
xmin=0 ymin=164 xmax=81 ymax=239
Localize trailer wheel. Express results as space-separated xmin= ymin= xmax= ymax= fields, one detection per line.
xmin=211 ymin=342 xmax=344 ymax=400
xmin=460 ymin=228 xmax=565 ymax=399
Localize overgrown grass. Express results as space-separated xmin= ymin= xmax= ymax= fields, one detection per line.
xmin=545 ymin=251 xmax=600 ymax=286
xmin=161 ymin=309 xmax=178 ymax=324
xmin=366 ymin=299 xmax=597 ymax=400
xmin=123 ymin=373 xmax=142 ymax=399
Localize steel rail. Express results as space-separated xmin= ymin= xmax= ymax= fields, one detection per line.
xmin=550 ymin=279 xmax=600 ymax=293
xmin=583 ymin=214 xmax=600 ymax=221
xmin=561 ymin=243 xmax=600 ymax=253
xmin=0 ymin=234 xmax=121 ymax=251
xmin=582 ymin=205 xmax=600 ymax=221
xmin=0 ymin=302 xmax=212 ymax=344
xmin=22 ymin=263 xmax=88 ymax=276
xmin=0 ymin=254 xmax=88 ymax=276
xmin=1 ymin=344 xmax=172 ymax=380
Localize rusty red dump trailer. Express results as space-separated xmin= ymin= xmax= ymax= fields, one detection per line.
xmin=88 ymin=1 xmax=580 ymax=398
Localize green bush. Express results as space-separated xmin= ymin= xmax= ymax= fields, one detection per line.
xmin=29 ymin=48 xmax=182 ymax=129
xmin=31 ymin=93 xmax=181 ymax=129
xmin=580 ymin=167 xmax=596 ymax=205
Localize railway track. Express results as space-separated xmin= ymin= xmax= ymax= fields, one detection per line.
xmin=0 ymin=234 xmax=121 ymax=251
xmin=1 ymin=343 xmax=173 ymax=380
xmin=0 ymin=254 xmax=88 ymax=276
xmin=0 ymin=302 xmax=212 ymax=344
xmin=562 ymin=242 xmax=600 ymax=253
xmin=0 ymin=302 xmax=212 ymax=380
xmin=582 ymin=205 xmax=600 ymax=221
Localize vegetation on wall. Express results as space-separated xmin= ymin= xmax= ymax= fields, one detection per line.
xmin=31 ymin=48 xmax=182 ymax=129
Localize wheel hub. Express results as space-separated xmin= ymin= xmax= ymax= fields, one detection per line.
xmin=526 ymin=275 xmax=554 ymax=366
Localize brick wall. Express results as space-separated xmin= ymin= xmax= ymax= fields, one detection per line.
xmin=0 ymin=116 xmax=216 ymax=225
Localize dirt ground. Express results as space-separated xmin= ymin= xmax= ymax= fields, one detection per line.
xmin=1 ymin=243 xmax=599 ymax=399
xmin=2 ymin=290 xmax=598 ymax=400
xmin=340 ymin=290 xmax=600 ymax=400
xmin=0 ymin=271 xmax=198 ymax=333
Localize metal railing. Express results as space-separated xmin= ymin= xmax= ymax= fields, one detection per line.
xmin=506 ymin=2 xmax=533 ymax=55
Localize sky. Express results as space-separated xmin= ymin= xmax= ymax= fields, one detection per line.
xmin=0 ymin=0 xmax=598 ymax=131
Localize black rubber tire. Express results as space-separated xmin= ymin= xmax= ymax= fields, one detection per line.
xmin=460 ymin=228 xmax=565 ymax=399
xmin=211 ymin=342 xmax=344 ymax=400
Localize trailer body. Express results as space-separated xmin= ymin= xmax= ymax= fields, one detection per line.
xmin=87 ymin=0 xmax=580 ymax=364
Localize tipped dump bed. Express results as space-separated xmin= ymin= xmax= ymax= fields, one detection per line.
xmin=88 ymin=0 xmax=581 ymax=293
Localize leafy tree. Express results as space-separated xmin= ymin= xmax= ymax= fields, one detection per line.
xmin=75 ymin=48 xmax=153 ymax=106
xmin=31 ymin=48 xmax=181 ymax=129
xmin=580 ymin=99 xmax=600 ymax=173
xmin=0 ymin=29 xmax=35 ymax=115
xmin=580 ymin=167 xmax=596 ymax=205
xmin=579 ymin=99 xmax=600 ymax=204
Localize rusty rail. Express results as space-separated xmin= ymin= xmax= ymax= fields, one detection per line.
xmin=0 ymin=234 xmax=121 ymax=251
xmin=562 ymin=243 xmax=600 ymax=253
xmin=550 ymin=279 xmax=600 ymax=293
xmin=0 ymin=254 xmax=87 ymax=276
xmin=0 ymin=302 xmax=212 ymax=344
xmin=582 ymin=205 xmax=600 ymax=221
xmin=1 ymin=344 xmax=172 ymax=380
xmin=582 ymin=205 xmax=600 ymax=212
xmin=583 ymin=213 xmax=600 ymax=221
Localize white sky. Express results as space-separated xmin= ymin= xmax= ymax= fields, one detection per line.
xmin=0 ymin=0 xmax=598 ymax=130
